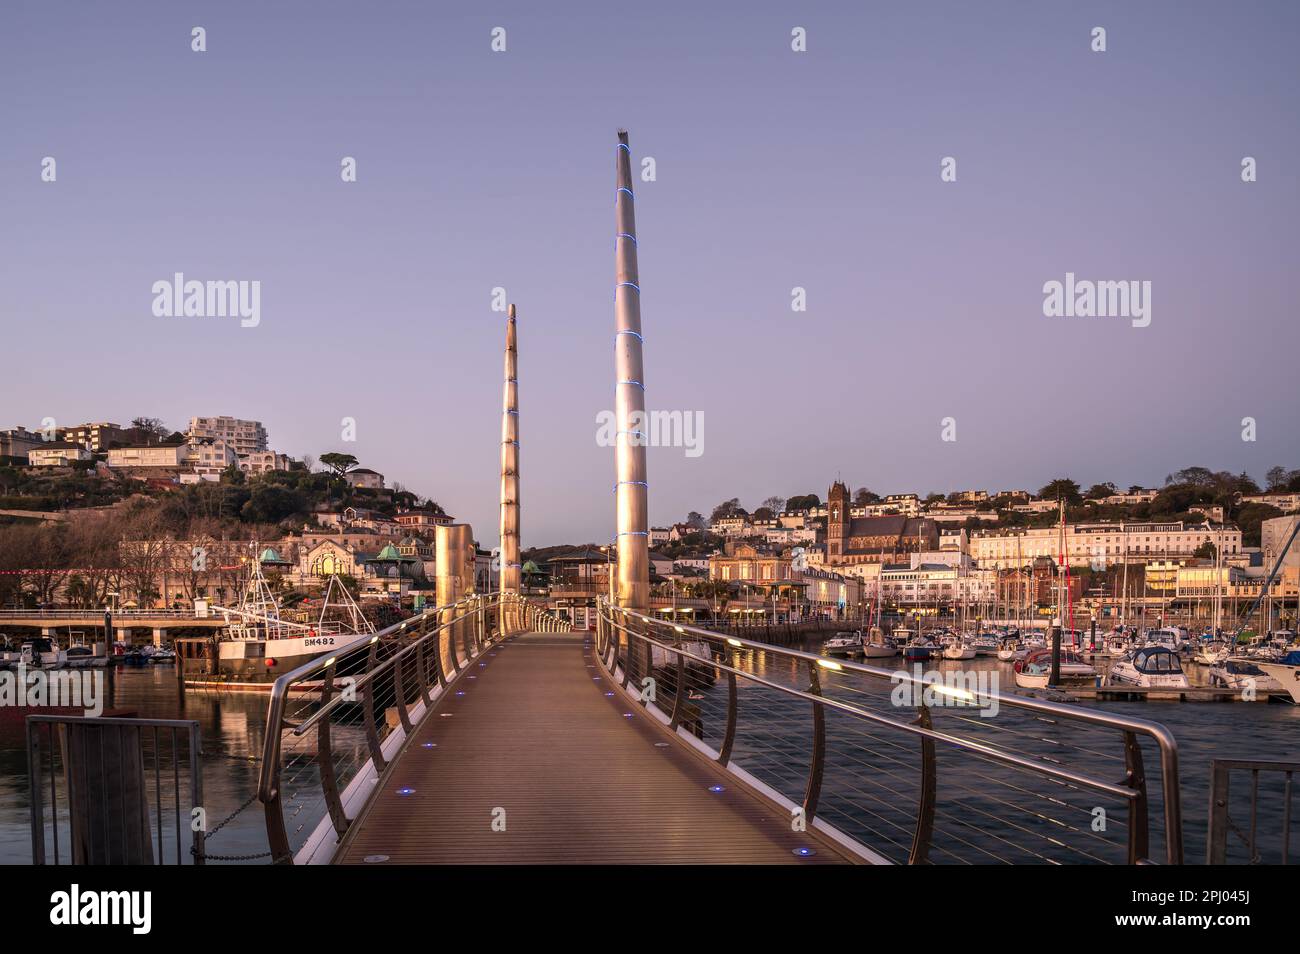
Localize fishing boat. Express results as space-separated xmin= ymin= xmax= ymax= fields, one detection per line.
xmin=178 ymin=560 xmax=375 ymax=691
xmin=1207 ymin=657 xmax=1284 ymax=695
xmin=1013 ymin=648 xmax=1095 ymax=689
xmin=823 ymin=630 xmax=864 ymax=657
xmin=1107 ymin=646 xmax=1189 ymax=689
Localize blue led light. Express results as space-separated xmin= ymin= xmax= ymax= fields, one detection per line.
xmin=617 ymin=187 xmax=635 ymax=199
xmin=616 ymin=232 xmax=638 ymax=245
xmin=615 ymin=329 xmax=643 ymax=341
xmin=397 ymin=787 xmax=416 ymax=796
xmin=623 ymin=712 xmax=634 ymax=718
xmin=708 ymin=785 xmax=725 ymax=793
xmin=792 ymin=847 xmax=817 ymax=857
xmin=604 ymin=691 xmax=615 ymax=697
xmin=617 ymin=379 xmax=645 ymax=389
xmin=618 ymin=531 xmax=649 ymax=537
xmin=616 ymin=281 xmax=640 ymax=292
xmin=617 ymin=142 xmax=630 ymax=153
xmin=421 ymin=742 xmax=436 ymax=749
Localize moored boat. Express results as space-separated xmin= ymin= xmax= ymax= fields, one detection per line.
xmin=1107 ymin=646 xmax=1189 ymax=689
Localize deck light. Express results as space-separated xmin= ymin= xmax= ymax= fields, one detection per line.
xmin=396 ymin=787 xmax=415 ymax=796
xmin=708 ymin=785 xmax=725 ymax=793
xmin=817 ymin=659 xmax=842 ymax=672
xmin=726 ymin=638 xmax=742 ymax=648
xmin=792 ymin=847 xmax=816 ymax=857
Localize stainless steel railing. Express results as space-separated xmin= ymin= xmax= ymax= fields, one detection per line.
xmin=256 ymin=592 xmax=570 ymax=864
xmin=595 ymin=599 xmax=1183 ymax=865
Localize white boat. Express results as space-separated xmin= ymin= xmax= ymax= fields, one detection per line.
xmin=941 ymin=636 xmax=975 ymax=660
xmin=1142 ymin=627 xmax=1183 ymax=651
xmin=1256 ymin=652 xmax=1300 ymax=704
xmin=824 ymin=630 xmax=864 ymax=657
xmin=1107 ymin=646 xmax=1189 ymax=689
xmin=970 ymin=634 xmax=1000 ymax=656
xmin=1207 ymin=657 xmax=1284 ymax=695
xmin=20 ymin=637 xmax=68 ymax=669
xmin=861 ymin=627 xmax=900 ymax=658
xmin=1013 ymin=648 xmax=1095 ymax=689
xmin=1193 ymin=641 xmax=1232 ymax=666
xmin=996 ymin=642 xmax=1025 ymax=662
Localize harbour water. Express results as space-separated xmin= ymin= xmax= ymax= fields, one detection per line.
xmin=0 ymin=645 xmax=1294 ymax=864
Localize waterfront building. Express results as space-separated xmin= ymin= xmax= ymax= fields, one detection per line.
xmin=1261 ymin=515 xmax=1300 ymax=570
xmin=970 ymin=521 xmax=1242 ymax=569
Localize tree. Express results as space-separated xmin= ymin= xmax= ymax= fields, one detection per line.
xmin=752 ymin=507 xmax=775 ymax=521
xmin=1193 ymin=541 xmax=1216 ymax=561
xmin=1167 ymin=466 xmax=1214 ymax=487
xmin=320 ymin=453 xmax=359 ymax=478
xmin=710 ymin=498 xmax=746 ymax=522
xmin=130 ymin=417 xmax=170 ymax=442
xmin=1266 ymin=466 xmax=1293 ymax=491
xmin=1038 ymin=478 xmax=1082 ymax=505
xmin=1084 ymin=482 xmax=1117 ymax=500
xmin=685 ymin=511 xmax=706 ymax=530
xmin=761 ymin=496 xmax=785 ymax=514
xmin=785 ymin=494 xmax=820 ymax=511
xmin=241 ymin=485 xmax=304 ymax=524
xmin=853 ymin=487 xmax=880 ymax=505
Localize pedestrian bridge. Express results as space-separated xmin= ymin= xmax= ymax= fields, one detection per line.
xmin=256 ymin=592 xmax=1185 ymax=865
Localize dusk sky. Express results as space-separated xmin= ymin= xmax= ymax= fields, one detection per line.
xmin=3 ymin=1 xmax=1297 ymax=546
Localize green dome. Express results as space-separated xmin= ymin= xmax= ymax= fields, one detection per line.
xmin=374 ymin=543 xmax=403 ymax=561
xmin=259 ymin=547 xmax=289 ymax=565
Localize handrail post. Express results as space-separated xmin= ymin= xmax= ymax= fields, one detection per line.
xmin=909 ymin=704 xmax=937 ymax=864
xmin=668 ymin=645 xmax=686 ymax=729
xmin=317 ymin=667 xmax=350 ymax=839
xmin=1122 ymin=730 xmax=1151 ymax=864
xmin=393 ymin=646 xmax=413 ymax=735
xmin=361 ymin=640 xmax=388 ymax=773
xmin=803 ymin=658 xmax=827 ymax=822
xmin=717 ymin=665 xmax=738 ymax=766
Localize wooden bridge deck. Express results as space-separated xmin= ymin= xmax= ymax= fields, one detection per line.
xmin=336 ymin=631 xmax=851 ymax=864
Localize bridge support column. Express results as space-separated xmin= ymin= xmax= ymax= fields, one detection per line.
xmin=152 ymin=628 xmax=164 ymax=648
xmin=41 ymin=627 xmax=56 ymax=638
xmin=499 ymin=303 xmax=522 ymax=636
xmin=436 ymin=524 xmax=475 ymax=665
xmin=612 ymin=130 xmax=650 ymax=613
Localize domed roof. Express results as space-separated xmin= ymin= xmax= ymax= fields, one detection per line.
xmin=259 ymin=547 xmax=290 ymax=565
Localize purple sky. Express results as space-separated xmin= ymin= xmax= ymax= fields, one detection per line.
xmin=2 ymin=1 xmax=1297 ymax=547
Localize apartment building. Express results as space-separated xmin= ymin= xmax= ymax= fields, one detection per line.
xmin=187 ymin=416 xmax=268 ymax=456
xmin=60 ymin=421 xmax=127 ymax=452
xmin=107 ymin=444 xmax=190 ymax=469
xmin=240 ymin=450 xmax=293 ymax=474
xmin=1243 ymin=492 xmax=1300 ymax=513
xmin=186 ymin=439 xmax=238 ymax=479
xmin=970 ymin=521 xmax=1242 ymax=569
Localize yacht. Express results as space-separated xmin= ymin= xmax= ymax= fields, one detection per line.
xmin=1013 ymin=648 xmax=1095 ymax=689
xmin=970 ymin=633 xmax=1001 ymax=656
xmin=941 ymin=636 xmax=976 ymax=660
xmin=823 ymin=630 xmax=864 ymax=657
xmin=896 ymin=629 xmax=937 ymax=661
xmin=1207 ymin=657 xmax=1284 ymax=696
xmin=1107 ymin=646 xmax=1189 ymax=689
xmin=996 ymin=640 xmax=1026 ymax=662
xmin=1256 ymin=651 xmax=1300 ymax=704
xmin=1142 ymin=627 xmax=1183 ymax=651
xmin=861 ymin=627 xmax=900 ymax=659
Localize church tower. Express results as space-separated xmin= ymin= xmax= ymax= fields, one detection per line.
xmin=827 ymin=480 xmax=850 ymax=561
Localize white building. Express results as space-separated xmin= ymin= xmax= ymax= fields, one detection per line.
xmin=241 ymin=450 xmax=293 ymax=474
xmin=108 ymin=444 xmax=190 ymax=469
xmin=1243 ymin=492 xmax=1300 ymax=513
xmin=186 ymin=439 xmax=238 ymax=479
xmin=28 ymin=442 xmax=92 ymax=466
xmin=344 ymin=468 xmax=385 ymax=490
xmin=187 ymin=416 xmax=268 ymax=456
xmin=971 ymin=521 xmax=1242 ymax=570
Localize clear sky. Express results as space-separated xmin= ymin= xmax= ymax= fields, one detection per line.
xmin=2 ymin=1 xmax=1297 ymax=546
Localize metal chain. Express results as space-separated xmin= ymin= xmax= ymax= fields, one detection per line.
xmin=191 ymin=791 xmax=274 ymax=863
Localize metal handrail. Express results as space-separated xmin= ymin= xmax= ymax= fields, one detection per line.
xmin=596 ymin=599 xmax=1184 ymax=865
xmin=256 ymin=591 xmax=570 ymax=863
